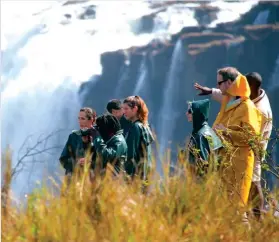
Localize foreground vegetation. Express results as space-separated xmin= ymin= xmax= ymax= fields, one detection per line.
xmin=1 ymin=152 xmax=279 ymax=242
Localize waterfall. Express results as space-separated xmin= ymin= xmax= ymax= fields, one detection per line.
xmin=1 ymin=24 xmax=46 ymax=90
xmin=1 ymin=0 xmax=259 ymax=198
xmin=1 ymin=1 xmax=154 ymax=198
xmin=114 ymin=63 xmax=130 ymax=98
xmin=157 ymin=39 xmax=186 ymax=158
xmin=1 ymin=1 xmax=197 ymax=198
xmin=268 ymin=54 xmax=279 ymax=190
xmin=269 ymin=54 xmax=279 ymax=90
xmin=133 ymin=55 xmax=148 ymax=96
xmin=253 ymin=10 xmax=269 ymax=25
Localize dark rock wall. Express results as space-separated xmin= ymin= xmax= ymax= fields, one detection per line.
xmin=79 ymin=2 xmax=279 ymax=186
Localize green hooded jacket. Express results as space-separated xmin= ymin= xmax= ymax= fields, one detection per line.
xmin=125 ymin=120 xmax=154 ymax=179
xmin=93 ymin=130 xmax=128 ymax=173
xmin=59 ymin=130 xmax=95 ymax=174
xmin=188 ymin=99 xmax=222 ymax=169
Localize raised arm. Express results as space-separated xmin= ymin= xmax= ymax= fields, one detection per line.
xmin=194 ymin=83 xmax=222 ymax=103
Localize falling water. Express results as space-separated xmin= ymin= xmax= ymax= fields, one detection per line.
xmin=1 ymin=1 xmax=196 ymax=198
xmin=269 ymin=54 xmax=279 ymax=189
xmin=253 ymin=10 xmax=270 ymax=25
xmin=1 ymin=24 xmax=46 ymax=89
xmin=1 ymin=1 xmax=156 ymax=198
xmin=133 ymin=55 xmax=148 ymax=96
xmin=208 ymin=0 xmax=258 ymax=28
xmin=157 ymin=39 xmax=186 ymax=158
xmin=269 ymin=54 xmax=279 ymax=90
xmin=114 ymin=64 xmax=130 ymax=98
xmin=1 ymin=0 xmax=259 ymax=198
xmin=113 ymin=50 xmax=130 ymax=98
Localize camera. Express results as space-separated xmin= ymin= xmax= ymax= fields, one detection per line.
xmin=80 ymin=126 xmax=98 ymax=137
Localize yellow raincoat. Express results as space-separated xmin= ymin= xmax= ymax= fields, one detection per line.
xmin=213 ymin=74 xmax=262 ymax=207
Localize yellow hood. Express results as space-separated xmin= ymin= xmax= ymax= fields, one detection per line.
xmin=213 ymin=73 xmax=251 ymax=127
xmin=226 ymin=73 xmax=251 ymax=98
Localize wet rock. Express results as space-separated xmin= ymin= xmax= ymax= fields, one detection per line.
xmin=194 ymin=5 xmax=219 ymax=26
xmin=62 ymin=0 xmax=89 ymax=6
xmin=79 ymin=1 xmax=279 ymax=181
xmin=64 ymin=14 xmax=72 ymax=19
xmin=79 ymin=5 xmax=96 ymax=20
xmin=61 ymin=14 xmax=72 ymax=25
xmin=131 ymin=15 xmax=155 ymax=35
xmin=100 ymin=50 xmax=126 ymax=84
xmin=130 ymin=9 xmax=167 ymax=35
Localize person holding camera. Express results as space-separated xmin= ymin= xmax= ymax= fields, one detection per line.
xmin=93 ymin=114 xmax=128 ymax=176
xmin=106 ymin=99 xmax=131 ymax=137
xmin=59 ymin=107 xmax=98 ymax=176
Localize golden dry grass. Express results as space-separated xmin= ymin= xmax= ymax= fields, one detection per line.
xmin=1 ymin=151 xmax=278 ymax=242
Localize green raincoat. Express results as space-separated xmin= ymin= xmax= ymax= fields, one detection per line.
xmin=188 ymin=99 xmax=222 ymax=173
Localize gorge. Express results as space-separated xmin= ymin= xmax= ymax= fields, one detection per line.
xmin=1 ymin=0 xmax=279 ymax=198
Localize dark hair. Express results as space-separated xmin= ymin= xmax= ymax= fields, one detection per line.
xmin=106 ymin=99 xmax=122 ymax=113
xmin=245 ymin=72 xmax=262 ymax=89
xmin=96 ymin=114 xmax=121 ymax=142
xmin=80 ymin=107 xmax=96 ymax=122
xmin=123 ymin=95 xmax=149 ymax=125
xmin=217 ymin=67 xmax=239 ymax=82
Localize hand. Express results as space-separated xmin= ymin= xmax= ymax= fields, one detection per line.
xmin=194 ymin=83 xmax=212 ymax=96
xmin=78 ymin=158 xmax=85 ymax=166
xmin=82 ymin=136 xmax=89 ymax=143
xmin=214 ymin=124 xmax=226 ymax=131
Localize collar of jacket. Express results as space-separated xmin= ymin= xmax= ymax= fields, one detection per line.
xmin=252 ymin=89 xmax=265 ymax=104
xmin=192 ymin=121 xmax=208 ymax=134
xmin=106 ymin=130 xmax=123 ymax=145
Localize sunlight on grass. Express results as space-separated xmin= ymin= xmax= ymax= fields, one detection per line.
xmin=1 ymin=150 xmax=278 ymax=242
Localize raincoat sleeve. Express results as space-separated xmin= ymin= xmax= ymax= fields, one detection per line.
xmin=59 ymin=134 xmax=74 ymax=172
xmin=94 ymin=136 xmax=117 ymax=166
xmin=222 ymin=102 xmax=261 ymax=147
xmin=126 ymin=124 xmax=141 ymax=162
xmin=212 ymin=88 xmax=223 ymax=103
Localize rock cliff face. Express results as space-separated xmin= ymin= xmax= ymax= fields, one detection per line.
xmin=79 ymin=1 xmax=279 ymax=185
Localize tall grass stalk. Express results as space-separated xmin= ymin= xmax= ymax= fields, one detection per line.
xmin=1 ymin=150 xmax=278 ymax=242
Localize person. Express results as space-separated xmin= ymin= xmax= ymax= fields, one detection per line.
xmin=59 ymin=107 xmax=98 ymax=177
xmin=194 ymin=72 xmax=272 ymax=218
xmin=122 ymin=95 xmax=154 ymax=181
xmin=210 ymin=67 xmax=263 ymax=209
xmin=93 ymin=114 xmax=128 ymax=176
xmin=185 ymin=99 xmax=222 ymax=176
xmin=106 ymin=99 xmax=131 ymax=137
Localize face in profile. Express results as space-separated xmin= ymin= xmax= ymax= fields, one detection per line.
xmin=78 ymin=111 xmax=93 ymax=129
xmin=111 ymin=108 xmax=123 ymax=120
xmin=122 ymin=103 xmax=137 ymax=121
xmin=186 ymin=104 xmax=193 ymax=122
xmin=217 ymin=74 xmax=232 ymax=95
